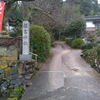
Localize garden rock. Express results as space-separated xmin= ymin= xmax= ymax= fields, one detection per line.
xmin=9 ymin=85 xmax=14 ymax=89
xmin=19 ymin=75 xmax=23 ymax=79
xmin=1 ymin=82 xmax=7 ymax=92
xmin=25 ymin=74 xmax=33 ymax=80
xmin=9 ymin=74 xmax=18 ymax=80
xmin=10 ymin=93 xmax=16 ymax=97
xmin=0 ymin=69 xmax=4 ymax=74
xmin=27 ymin=68 xmax=33 ymax=73
xmin=21 ymin=69 xmax=26 ymax=75
xmin=10 ymin=80 xmax=18 ymax=85
xmin=11 ymin=66 xmax=18 ymax=75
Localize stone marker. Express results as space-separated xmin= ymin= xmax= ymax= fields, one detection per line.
xmin=20 ymin=21 xmax=32 ymax=60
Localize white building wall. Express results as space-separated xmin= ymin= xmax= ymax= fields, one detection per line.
xmin=86 ymin=21 xmax=95 ymax=28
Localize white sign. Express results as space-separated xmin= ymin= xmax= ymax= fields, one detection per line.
xmin=22 ymin=21 xmax=30 ymax=55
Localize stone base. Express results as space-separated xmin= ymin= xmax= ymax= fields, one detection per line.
xmin=19 ymin=54 xmax=32 ymax=60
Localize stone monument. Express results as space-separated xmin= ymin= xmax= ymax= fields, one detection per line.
xmin=19 ymin=21 xmax=32 ymax=60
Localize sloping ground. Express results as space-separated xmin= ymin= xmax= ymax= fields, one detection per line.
xmin=21 ymin=42 xmax=100 ymax=100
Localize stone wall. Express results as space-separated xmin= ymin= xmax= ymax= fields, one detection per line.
xmin=0 ymin=37 xmax=22 ymax=62
xmin=0 ymin=60 xmax=35 ymax=97
xmin=0 ymin=46 xmax=18 ymax=61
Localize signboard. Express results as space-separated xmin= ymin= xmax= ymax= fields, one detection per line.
xmin=0 ymin=2 xmax=5 ymax=32
xmin=22 ymin=21 xmax=30 ymax=55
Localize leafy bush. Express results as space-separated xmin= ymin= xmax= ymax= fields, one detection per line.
xmin=9 ymin=27 xmax=22 ymax=37
xmin=7 ymin=97 xmax=18 ymax=100
xmin=60 ymin=36 xmax=66 ymax=41
xmin=14 ymin=85 xmax=24 ymax=99
xmin=95 ymin=28 xmax=100 ymax=37
xmin=81 ymin=43 xmax=93 ymax=50
xmin=82 ymin=49 xmax=96 ymax=67
xmin=82 ymin=49 xmax=91 ymax=57
xmin=0 ymin=31 xmax=8 ymax=35
xmin=71 ymin=38 xmax=84 ymax=49
xmin=87 ymin=33 xmax=97 ymax=46
xmin=64 ymin=18 xmax=86 ymax=37
xmin=65 ymin=38 xmax=73 ymax=46
xmin=30 ymin=25 xmax=51 ymax=61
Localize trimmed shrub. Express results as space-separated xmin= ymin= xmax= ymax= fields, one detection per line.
xmin=71 ymin=38 xmax=84 ymax=49
xmin=65 ymin=38 xmax=73 ymax=46
xmin=59 ymin=36 xmax=66 ymax=41
xmin=30 ymin=25 xmax=51 ymax=61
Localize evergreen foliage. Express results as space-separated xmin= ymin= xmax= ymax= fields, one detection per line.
xmin=71 ymin=38 xmax=84 ymax=49
xmin=30 ymin=25 xmax=51 ymax=61
xmin=65 ymin=38 xmax=73 ymax=46
xmin=65 ymin=0 xmax=100 ymax=16
xmin=65 ymin=18 xmax=86 ymax=38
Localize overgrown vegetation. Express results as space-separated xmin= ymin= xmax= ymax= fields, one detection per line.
xmin=82 ymin=44 xmax=93 ymax=50
xmin=71 ymin=38 xmax=84 ymax=49
xmin=82 ymin=49 xmax=96 ymax=67
xmin=65 ymin=38 xmax=73 ymax=46
xmin=95 ymin=28 xmax=100 ymax=37
xmin=96 ymin=46 xmax=100 ymax=58
xmin=14 ymin=85 xmax=24 ymax=99
xmin=9 ymin=27 xmax=22 ymax=37
xmin=30 ymin=25 xmax=51 ymax=61
xmin=81 ymin=32 xmax=100 ymax=72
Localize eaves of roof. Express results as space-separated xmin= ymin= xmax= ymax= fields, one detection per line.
xmin=84 ymin=16 xmax=100 ymax=21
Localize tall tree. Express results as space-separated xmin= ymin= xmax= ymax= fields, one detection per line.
xmin=2 ymin=0 xmax=35 ymax=29
xmin=9 ymin=2 xmax=23 ymax=26
xmin=21 ymin=0 xmax=64 ymax=31
xmin=66 ymin=0 xmax=100 ymax=16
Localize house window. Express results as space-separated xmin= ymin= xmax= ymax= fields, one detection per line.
xmin=95 ymin=24 xmax=100 ymax=29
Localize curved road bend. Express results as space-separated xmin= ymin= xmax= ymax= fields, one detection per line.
xmin=21 ymin=44 xmax=100 ymax=100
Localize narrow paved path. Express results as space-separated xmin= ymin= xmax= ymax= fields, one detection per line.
xmin=21 ymin=43 xmax=100 ymax=100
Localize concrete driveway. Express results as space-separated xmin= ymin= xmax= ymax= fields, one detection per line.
xmin=21 ymin=43 xmax=100 ymax=100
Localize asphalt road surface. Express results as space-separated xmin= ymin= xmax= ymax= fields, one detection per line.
xmin=21 ymin=43 xmax=100 ymax=100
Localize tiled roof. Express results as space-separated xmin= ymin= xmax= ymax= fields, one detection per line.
xmin=84 ymin=16 xmax=100 ymax=21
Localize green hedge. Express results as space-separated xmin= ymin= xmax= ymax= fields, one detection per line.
xmin=71 ymin=38 xmax=84 ymax=49
xmin=59 ymin=36 xmax=66 ymax=41
xmin=30 ymin=25 xmax=51 ymax=61
xmin=65 ymin=38 xmax=73 ymax=46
